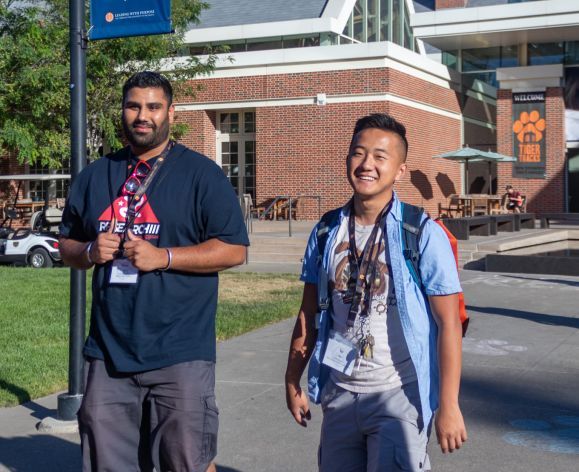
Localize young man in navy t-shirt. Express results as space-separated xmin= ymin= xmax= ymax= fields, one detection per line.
xmin=60 ymin=71 xmax=249 ymax=472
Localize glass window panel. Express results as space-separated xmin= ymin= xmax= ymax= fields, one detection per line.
xmin=392 ymin=0 xmax=401 ymax=45
xmin=224 ymin=42 xmax=246 ymax=53
xmin=230 ymin=114 xmax=239 ymax=134
xmin=353 ymin=0 xmax=365 ymax=43
xmin=189 ymin=45 xmax=207 ymax=56
xmin=245 ymin=140 xmax=255 ymax=153
xmin=403 ymin=5 xmax=412 ymax=50
xmin=220 ymin=113 xmax=240 ymax=134
xmin=219 ymin=114 xmax=229 ymax=133
xmin=244 ymin=165 xmax=254 ymax=177
xmin=246 ymin=38 xmax=282 ymax=52
xmin=462 ymin=71 xmax=498 ymax=90
xmin=283 ymin=35 xmax=320 ymax=49
xmin=442 ymin=50 xmax=458 ymax=70
xmin=342 ymin=12 xmax=353 ymax=38
xmin=528 ymin=42 xmax=564 ymax=66
xmin=565 ymin=42 xmax=579 ymax=65
xmin=368 ymin=0 xmax=378 ymax=43
xmin=501 ymin=45 xmax=518 ymax=67
xmin=462 ymin=47 xmax=501 ymax=72
xmin=244 ymin=113 xmax=256 ymax=133
xmin=245 ymin=176 xmax=255 ymax=190
xmin=221 ymin=154 xmax=230 ymax=165
xmin=221 ymin=142 xmax=230 ymax=152
xmin=230 ymin=141 xmax=238 ymax=154
xmin=380 ymin=0 xmax=389 ymax=42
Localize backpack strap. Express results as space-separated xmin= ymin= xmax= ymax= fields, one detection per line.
xmin=315 ymin=208 xmax=341 ymax=311
xmin=400 ymin=202 xmax=428 ymax=290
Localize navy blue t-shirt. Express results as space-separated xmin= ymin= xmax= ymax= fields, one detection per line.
xmin=60 ymin=144 xmax=250 ymax=372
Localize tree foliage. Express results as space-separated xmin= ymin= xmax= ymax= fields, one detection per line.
xmin=0 ymin=0 xmax=215 ymax=168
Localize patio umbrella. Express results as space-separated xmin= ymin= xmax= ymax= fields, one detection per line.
xmin=434 ymin=147 xmax=516 ymax=194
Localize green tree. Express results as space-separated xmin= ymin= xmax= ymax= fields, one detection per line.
xmin=0 ymin=0 xmax=215 ymax=168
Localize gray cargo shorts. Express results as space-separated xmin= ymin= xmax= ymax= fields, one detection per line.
xmin=79 ymin=358 xmax=218 ymax=472
xmin=319 ymin=379 xmax=431 ymax=472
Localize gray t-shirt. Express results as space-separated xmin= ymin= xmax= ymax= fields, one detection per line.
xmin=328 ymin=218 xmax=416 ymax=393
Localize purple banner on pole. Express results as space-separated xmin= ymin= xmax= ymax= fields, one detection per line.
xmin=90 ymin=0 xmax=171 ymax=41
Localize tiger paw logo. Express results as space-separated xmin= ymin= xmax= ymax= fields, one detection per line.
xmin=105 ymin=12 xmax=114 ymax=23
xmin=513 ymin=110 xmax=545 ymax=163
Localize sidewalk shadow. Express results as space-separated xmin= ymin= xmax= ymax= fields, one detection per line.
xmin=466 ymin=305 xmax=579 ymax=329
xmin=0 ymin=435 xmax=80 ymax=472
xmin=501 ymin=275 xmax=579 ymax=289
xmin=461 ymin=371 xmax=579 ymax=421
xmin=0 ymin=436 xmax=244 ymax=472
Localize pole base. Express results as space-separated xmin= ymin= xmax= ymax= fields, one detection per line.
xmin=57 ymin=392 xmax=83 ymax=421
xmin=36 ymin=416 xmax=79 ymax=434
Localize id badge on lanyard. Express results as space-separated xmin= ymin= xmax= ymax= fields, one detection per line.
xmin=110 ymin=258 xmax=139 ymax=284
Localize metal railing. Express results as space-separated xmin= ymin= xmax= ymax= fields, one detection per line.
xmin=256 ymin=194 xmax=322 ymax=237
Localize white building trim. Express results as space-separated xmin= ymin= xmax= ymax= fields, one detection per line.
xmin=412 ymin=0 xmax=579 ymax=49
xmin=175 ymin=92 xmax=462 ymax=122
xmin=497 ymin=64 xmax=563 ymax=91
xmin=163 ymin=42 xmax=459 ymax=90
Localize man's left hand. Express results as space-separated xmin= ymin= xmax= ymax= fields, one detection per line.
xmin=435 ymin=403 xmax=467 ymax=454
xmin=123 ymin=230 xmax=169 ymax=272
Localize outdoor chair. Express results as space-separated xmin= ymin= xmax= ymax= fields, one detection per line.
xmin=490 ymin=194 xmax=509 ymax=215
xmin=438 ymin=194 xmax=464 ymax=218
xmin=472 ymin=198 xmax=488 ymax=216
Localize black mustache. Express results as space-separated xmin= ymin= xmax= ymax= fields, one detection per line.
xmin=133 ymin=121 xmax=153 ymax=128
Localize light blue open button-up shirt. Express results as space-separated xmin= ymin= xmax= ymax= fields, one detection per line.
xmin=300 ymin=192 xmax=462 ymax=430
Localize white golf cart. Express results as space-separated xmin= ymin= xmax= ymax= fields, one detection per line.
xmin=0 ymin=174 xmax=70 ymax=268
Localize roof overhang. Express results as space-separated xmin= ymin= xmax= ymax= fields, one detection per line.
xmin=411 ymin=0 xmax=579 ymax=50
xmin=184 ymin=0 xmax=357 ymax=44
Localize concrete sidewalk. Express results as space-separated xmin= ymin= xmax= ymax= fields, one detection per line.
xmin=1 ymin=269 xmax=579 ymax=471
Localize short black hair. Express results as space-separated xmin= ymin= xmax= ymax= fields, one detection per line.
xmin=350 ymin=113 xmax=409 ymax=160
xmin=122 ymin=71 xmax=173 ymax=105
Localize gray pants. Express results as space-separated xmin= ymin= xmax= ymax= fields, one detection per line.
xmin=319 ymin=379 xmax=431 ymax=472
xmin=79 ymin=359 xmax=218 ymax=472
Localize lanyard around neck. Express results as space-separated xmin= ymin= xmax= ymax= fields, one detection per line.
xmin=124 ymin=141 xmax=174 ymax=235
xmin=345 ymin=198 xmax=392 ymax=328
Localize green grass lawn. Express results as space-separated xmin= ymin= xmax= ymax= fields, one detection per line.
xmin=0 ymin=267 xmax=302 ymax=407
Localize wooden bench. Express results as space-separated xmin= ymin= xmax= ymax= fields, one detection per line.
xmin=539 ymin=213 xmax=579 ymax=228
xmin=514 ymin=212 xmax=535 ymax=230
xmin=489 ymin=214 xmax=516 ymax=234
xmin=442 ymin=216 xmax=491 ymax=240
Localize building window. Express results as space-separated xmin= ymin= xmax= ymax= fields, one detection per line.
xmin=28 ymin=160 xmax=70 ymax=200
xmin=462 ymin=45 xmax=518 ymax=72
xmin=528 ymin=42 xmax=564 ymax=66
xmin=217 ymin=111 xmax=256 ymax=201
xmin=565 ymin=41 xmax=579 ymax=65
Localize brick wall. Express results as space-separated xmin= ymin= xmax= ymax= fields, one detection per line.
xmin=175 ymin=110 xmax=217 ymax=160
xmin=177 ymin=68 xmax=461 ymax=218
xmin=182 ymin=68 xmax=459 ymax=115
xmin=178 ymin=67 xmax=462 ymax=219
xmin=252 ymin=101 xmax=461 ymax=218
xmin=497 ymin=88 xmax=566 ymax=214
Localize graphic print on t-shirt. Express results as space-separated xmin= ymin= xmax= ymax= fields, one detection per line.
xmin=330 ymin=241 xmax=389 ymax=296
xmin=97 ymin=195 xmax=160 ymax=240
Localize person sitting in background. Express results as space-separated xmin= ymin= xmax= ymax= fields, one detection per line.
xmin=505 ymin=185 xmax=523 ymax=213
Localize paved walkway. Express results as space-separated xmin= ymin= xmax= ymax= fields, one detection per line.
xmin=1 ymin=269 xmax=579 ymax=471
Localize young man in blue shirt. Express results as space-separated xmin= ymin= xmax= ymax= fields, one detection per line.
xmin=285 ymin=113 xmax=467 ymax=471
